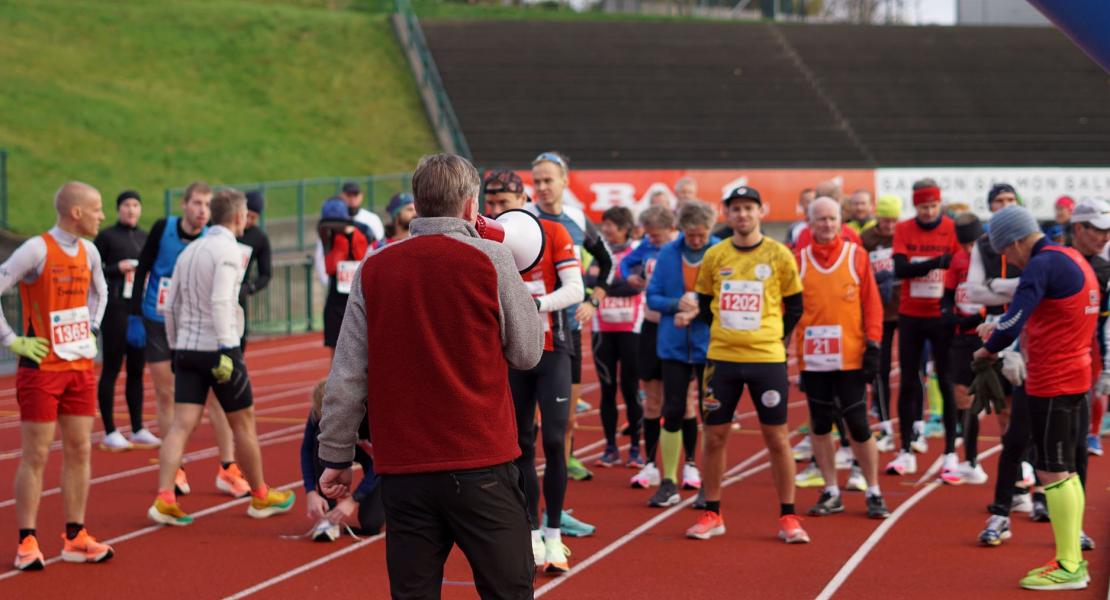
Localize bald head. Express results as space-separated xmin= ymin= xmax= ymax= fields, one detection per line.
xmin=54 ymin=181 xmax=104 ymax=237
xmin=815 ymin=180 xmax=842 ymax=202
xmin=55 ymin=181 xmax=100 ymax=215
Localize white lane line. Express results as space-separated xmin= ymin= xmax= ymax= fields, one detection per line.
xmin=814 ymin=444 xmax=1003 ymax=600
xmin=223 ymin=533 xmax=386 ymax=599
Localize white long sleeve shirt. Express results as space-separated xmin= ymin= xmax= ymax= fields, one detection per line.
xmin=165 ymin=225 xmax=245 ymax=350
xmin=0 ymin=226 xmax=107 ymax=347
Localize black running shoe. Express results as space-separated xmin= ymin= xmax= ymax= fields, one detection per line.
xmin=807 ymin=491 xmax=844 ymax=516
xmin=866 ymin=495 xmax=890 ymax=519
xmin=648 ymin=479 xmax=680 ymax=508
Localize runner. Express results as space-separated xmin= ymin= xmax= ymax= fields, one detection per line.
xmin=687 ymin=186 xmax=808 ymax=543
xmin=312 ymin=181 xmax=383 ymax=287
xmin=886 ymin=179 xmax=962 ymax=477
xmin=148 ymin=188 xmax=295 ymax=526
xmin=844 ymin=189 xmax=876 ymax=234
xmin=378 ymin=192 xmax=415 ymax=246
xmin=318 ymin=197 xmax=373 ymax=358
xmin=2 ymin=182 xmax=114 ymax=570
xmin=237 ymin=190 xmax=272 ymax=353
xmin=859 ymin=194 xmax=902 ymax=452
xmin=784 ymin=188 xmax=817 ymax=247
xmin=590 ymin=207 xmax=644 ymax=468
xmin=94 ymin=190 xmax=155 ymax=450
xmin=794 ymin=197 xmax=890 ymax=519
xmin=644 ymin=201 xmax=718 ymax=509
xmin=973 ymin=205 xmax=1095 ymax=590
xmin=484 ymin=169 xmax=584 ymax=573
xmin=622 ymin=205 xmax=678 ymax=489
xmin=130 ymin=182 xmax=246 ymax=498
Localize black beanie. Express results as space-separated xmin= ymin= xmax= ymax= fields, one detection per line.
xmin=245 ymin=190 xmax=264 ymax=214
xmin=116 ymin=189 xmax=141 ymax=208
xmin=955 ymin=214 xmax=983 ymax=244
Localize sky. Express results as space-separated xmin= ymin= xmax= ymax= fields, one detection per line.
xmin=903 ymin=0 xmax=956 ymax=25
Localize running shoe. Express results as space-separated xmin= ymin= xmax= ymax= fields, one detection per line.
xmin=149 ymin=497 xmax=193 ymax=526
xmin=543 ymin=538 xmax=570 ymax=574
xmin=99 ymin=430 xmax=132 ymax=451
xmin=14 ymin=535 xmax=44 ymax=571
xmin=795 ymin=462 xmax=825 ymax=488
xmin=542 ymin=510 xmax=596 ymax=537
xmin=885 ymin=451 xmax=917 ymax=476
xmin=866 ymin=495 xmax=890 ymax=519
xmin=1102 ymin=413 xmax=1110 ymax=435
xmin=595 ymin=446 xmax=621 ymax=468
xmin=979 ymin=515 xmax=1012 ymax=546
xmin=216 ymin=463 xmax=251 ymax=498
xmin=924 ymin=414 xmax=944 ymax=439
xmin=174 ymin=467 xmax=191 ymax=496
xmin=312 ymin=518 xmax=340 ymax=542
xmin=940 ymin=453 xmax=963 ymax=485
xmin=835 ymin=445 xmax=854 ymax=470
xmin=910 ymin=433 xmax=928 ymax=455
xmin=60 ymin=529 xmax=114 ymax=564
xmin=957 ymin=461 xmax=989 ymax=485
xmin=681 ymin=462 xmax=702 ymax=490
xmin=626 ymin=446 xmax=644 ymax=468
xmin=1087 ymin=434 xmax=1103 ymax=456
xmin=807 ymin=492 xmax=844 ymax=517
xmin=567 ymin=456 xmax=593 ymax=481
xmin=685 ymin=511 xmax=725 ymax=540
xmin=792 ymin=436 xmax=813 ymax=462
xmin=575 ymin=398 xmax=591 ymax=414
xmin=630 ymin=462 xmax=660 ymax=488
xmin=845 ymin=465 xmax=867 ymax=492
xmin=129 ymin=428 xmax=162 ymax=448
xmin=531 ymin=532 xmax=545 ymax=567
xmin=648 ymin=479 xmax=681 ymax=508
xmin=691 ymin=487 xmax=707 ymax=510
xmin=1018 ymin=560 xmax=1088 ymax=591
xmin=1011 ymin=492 xmax=1034 ymax=514
xmin=778 ymin=515 xmax=811 ymax=544
xmin=247 ymin=488 xmax=295 ymax=519
xmin=874 ymin=431 xmax=895 ymax=453
xmin=1030 ymin=498 xmax=1050 ymax=523
xmin=1080 ymin=530 xmax=1095 ymax=552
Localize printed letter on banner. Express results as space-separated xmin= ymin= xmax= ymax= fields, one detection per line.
xmin=336 ymin=261 xmax=359 ymax=295
xmin=50 ymin=306 xmax=97 ymax=360
xmin=909 ymin=256 xmax=943 ymax=299
xmin=803 ymin=325 xmax=843 ymax=371
xmin=719 ymin=280 xmax=763 ymax=331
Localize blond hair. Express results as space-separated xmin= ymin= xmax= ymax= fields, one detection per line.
xmin=411 ymin=153 xmax=480 ymax=218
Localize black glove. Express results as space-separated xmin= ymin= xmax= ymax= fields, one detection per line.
xmin=862 ymin=342 xmax=880 ymax=381
xmin=935 ymin=254 xmax=953 ymax=270
xmin=969 ymin=357 xmax=1006 ymax=415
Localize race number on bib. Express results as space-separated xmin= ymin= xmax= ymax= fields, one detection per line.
xmin=869 ymin=247 xmax=893 ymax=273
xmin=238 ymin=243 xmax=254 ymax=271
xmin=803 ymin=325 xmax=843 ymax=371
xmin=909 ymin=256 xmax=944 ymax=299
xmin=49 ymin=306 xmax=97 ymax=361
xmin=155 ymin=277 xmax=173 ymax=314
xmin=599 ymin=296 xmax=637 ymax=324
xmin=719 ymin=280 xmax=763 ymax=331
xmin=955 ymin=282 xmax=984 ymax=315
xmin=336 ymin=261 xmax=359 ymax=295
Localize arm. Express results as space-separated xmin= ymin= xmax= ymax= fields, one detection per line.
xmin=324 ymin=234 xmax=350 ymax=276
xmin=318 ymin=263 xmax=370 ymax=468
xmin=300 ymin=416 xmax=319 ymax=492
xmin=536 ymin=266 xmax=584 ymax=313
xmin=857 ymin=251 xmax=883 ymax=344
xmin=95 ymin=233 xmax=120 ymax=278
xmin=583 ymin=221 xmax=612 ymax=293
xmin=351 ymin=448 xmax=378 ymax=503
xmin=313 ymin=241 xmax=329 ymax=286
xmin=164 ymin=274 xmax=178 ymax=350
xmin=0 ymin=239 xmax=46 ymax=346
xmin=620 ymin=243 xmax=647 ymax=279
xmin=492 ymin=245 xmax=544 ymax=371
xmin=782 ymin=292 xmax=803 ymax=340
xmin=130 ymin=219 xmax=165 ymax=315
xmin=249 ymin=234 xmax=272 ymax=294
xmin=85 ymin=241 xmax=108 ymax=331
xmin=984 ymin=266 xmax=1049 ymax=353
xmin=893 ymin=253 xmax=945 ymax=279
xmin=696 ymin=292 xmax=714 ymax=326
xmin=646 ymin=253 xmax=680 ymax=314
xmin=965 ymin=243 xmax=1019 ymax=305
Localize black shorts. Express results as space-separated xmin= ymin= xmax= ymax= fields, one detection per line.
xmin=323 ymin=293 xmax=348 ymax=348
xmin=1028 ymin=393 xmax=1085 ymax=473
xmin=143 ymin=318 xmax=172 ymax=363
xmin=570 ymin=328 xmax=582 ymax=385
xmin=948 ymin=333 xmax=981 ymax=387
xmin=638 ymin=320 xmax=662 ymax=381
xmin=703 ymin=360 xmax=790 ymax=426
xmin=173 ymin=349 xmax=254 ymax=413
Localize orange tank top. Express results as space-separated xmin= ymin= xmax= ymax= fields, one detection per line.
xmin=19 ymin=233 xmax=95 ymax=371
xmin=796 ymin=242 xmax=866 ymax=372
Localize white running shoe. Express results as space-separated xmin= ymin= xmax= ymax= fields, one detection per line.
xmin=681 ymin=462 xmax=702 ymax=490
xmin=542 ymin=536 xmax=570 ymax=574
xmin=1011 ymin=492 xmax=1034 ymax=514
xmin=874 ymin=431 xmax=896 ymax=453
xmin=885 ymin=451 xmax=917 ymax=476
xmin=958 ymin=461 xmax=989 ymax=485
xmin=99 ymin=430 xmax=132 ymax=451
xmin=129 ymin=428 xmax=162 ymax=448
xmin=795 ymin=461 xmax=826 ymax=488
xmin=630 ymin=462 xmax=661 ymax=489
xmin=792 ymin=436 xmax=813 ymax=462
xmin=531 ymin=532 xmax=545 ymax=567
xmin=910 ymin=434 xmax=928 ymax=455
xmin=845 ymin=465 xmax=867 ymax=492
xmin=940 ymin=453 xmax=963 ymax=485
xmin=835 ymin=445 xmax=854 ymax=470
xmin=312 ymin=518 xmax=340 ymax=542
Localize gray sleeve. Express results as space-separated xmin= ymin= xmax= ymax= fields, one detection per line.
xmin=317 ymin=260 xmax=369 ymax=466
xmin=0 ymin=238 xmax=46 ymax=346
xmin=487 ymin=243 xmax=543 ymax=370
xmin=84 ymin=240 xmax=108 ymax=331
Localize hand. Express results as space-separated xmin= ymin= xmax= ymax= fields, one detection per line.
xmin=999 ymin=350 xmax=1026 ymax=386
xmin=861 ymin=343 xmax=880 ymax=380
xmin=674 ymin=310 xmax=697 ymax=328
xmin=211 ymin=353 xmax=233 ymax=384
xmin=936 ymin=254 xmax=953 ymax=269
xmin=126 ymin=315 xmax=146 ymax=348
xmin=575 ymin=302 xmax=595 ymax=325
xmin=972 ymin=346 xmax=996 ymax=362
xmin=326 ymin=497 xmax=358 ymax=525
xmin=1096 ymin=370 xmax=1110 ymax=397
xmin=678 ymin=295 xmax=698 ymax=313
xmin=976 ymin=322 xmax=997 ymax=342
xmin=319 ymin=467 xmax=353 ymax=499
xmin=626 ymin=274 xmax=646 ymax=290
xmin=7 ymin=336 xmax=49 ymax=364
xmin=118 ymin=259 xmax=137 ymax=274
xmin=306 ymin=490 xmax=329 ymax=521
xmin=592 ymin=288 xmax=606 ymax=302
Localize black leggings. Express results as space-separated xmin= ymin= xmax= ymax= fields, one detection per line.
xmin=97 ymin=302 xmax=145 ymax=433
xmin=592 ymin=331 xmax=642 ymax=447
xmin=509 ymin=351 xmax=571 ymax=529
xmin=871 ymin=320 xmax=897 ymax=422
xmin=897 ymin=314 xmax=957 ymax=453
xmin=661 ymin=361 xmax=703 ymax=433
xmin=801 ymin=370 xmax=872 ymax=443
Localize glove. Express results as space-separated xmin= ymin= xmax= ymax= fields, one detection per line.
xmin=211 ymin=353 xmax=234 ymax=384
xmin=998 ymin=350 xmax=1026 ymax=386
xmin=861 ymin=343 xmax=880 ymax=381
xmin=7 ymin=336 xmax=49 ymax=364
xmin=126 ymin=315 xmax=146 ymax=348
xmin=1096 ymin=369 xmax=1110 ymax=397
xmin=969 ymin=357 xmax=1006 ymax=415
xmin=935 ymin=254 xmax=953 ymax=270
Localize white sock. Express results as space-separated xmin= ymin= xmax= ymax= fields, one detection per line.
xmin=913 ymin=420 xmax=925 ymax=436
xmin=824 ymin=484 xmax=840 ymax=497
xmin=867 ymin=485 xmax=882 ymax=498
xmin=532 ymin=529 xmax=542 ymax=544
xmin=543 ymin=527 xmax=561 ymax=545
xmin=880 ymin=421 xmax=893 ymax=436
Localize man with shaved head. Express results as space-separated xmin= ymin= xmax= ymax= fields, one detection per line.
xmin=0 ymin=181 xmax=113 ymax=570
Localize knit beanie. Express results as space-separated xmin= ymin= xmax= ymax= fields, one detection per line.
xmin=988 ymin=206 xmax=1039 ymax=252
xmin=875 ymin=195 xmax=902 ymax=219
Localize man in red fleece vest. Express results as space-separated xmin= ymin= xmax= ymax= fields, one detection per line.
xmin=316 ymin=154 xmax=544 ymax=599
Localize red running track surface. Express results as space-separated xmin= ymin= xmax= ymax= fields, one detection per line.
xmin=0 ymin=332 xmax=1105 ymax=598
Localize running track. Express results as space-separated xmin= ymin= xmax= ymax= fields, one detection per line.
xmin=0 ymin=333 xmax=1105 ymax=598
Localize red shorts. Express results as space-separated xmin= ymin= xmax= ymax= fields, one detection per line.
xmin=16 ymin=368 xmax=96 ymax=422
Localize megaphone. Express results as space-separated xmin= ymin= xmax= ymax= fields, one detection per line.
xmin=475 ymin=209 xmax=546 ymax=273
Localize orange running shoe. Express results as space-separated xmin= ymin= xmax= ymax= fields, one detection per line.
xmin=174 ymin=467 xmax=191 ymax=496
xmin=685 ymin=511 xmax=726 ymax=540
xmin=60 ymin=529 xmax=114 ymax=563
xmin=778 ymin=514 xmax=811 ymax=544
xmin=14 ymin=535 xmax=44 ymax=571
xmin=216 ymin=463 xmax=250 ymax=498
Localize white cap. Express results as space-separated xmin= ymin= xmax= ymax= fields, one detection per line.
xmin=1071 ymin=199 xmax=1110 ymax=229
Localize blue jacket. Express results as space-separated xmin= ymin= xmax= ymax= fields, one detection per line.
xmin=620 ymin=237 xmax=663 ymax=278
xmin=647 ymin=235 xmax=718 ymax=364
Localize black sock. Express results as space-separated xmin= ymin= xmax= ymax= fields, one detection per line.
xmin=780 ymin=503 xmax=795 ymax=516
xmin=221 ymin=461 xmax=233 ymax=470
xmin=643 ymin=418 xmax=661 ymax=464
xmin=705 ymin=500 xmax=721 ymax=514
xmin=65 ymin=523 xmax=83 ymax=540
xmin=681 ymin=418 xmax=698 ymax=462
xmin=18 ymin=529 xmax=35 ymax=543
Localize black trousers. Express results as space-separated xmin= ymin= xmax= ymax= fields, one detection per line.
xmin=97 ymin=301 xmax=145 ymax=433
xmin=380 ymin=462 xmax=533 ymax=600
xmin=897 ymin=314 xmax=957 ymax=453
xmin=871 ymin=320 xmax=897 ymax=422
xmin=592 ymin=331 xmax=642 ymax=446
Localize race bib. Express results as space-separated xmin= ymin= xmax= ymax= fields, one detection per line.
xmin=238 ymin=243 xmax=253 ymax=271
xmin=719 ymin=280 xmax=763 ymax=331
xmin=155 ymin=277 xmax=173 ymax=314
xmin=803 ymin=325 xmax=843 ymax=372
xmin=869 ymin=247 xmax=893 ymax=273
xmin=909 ymin=256 xmax=944 ymax=299
xmin=49 ymin=306 xmax=97 ymax=361
xmin=955 ymin=282 xmax=983 ymax=316
xmin=599 ymin=295 xmax=638 ymax=324
xmin=336 ymin=261 xmax=359 ymax=295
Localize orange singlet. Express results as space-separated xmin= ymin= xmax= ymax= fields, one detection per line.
xmin=19 ymin=233 xmax=96 ymax=372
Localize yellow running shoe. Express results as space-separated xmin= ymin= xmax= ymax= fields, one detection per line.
xmin=147 ymin=497 xmax=194 ymax=526
xmin=247 ymin=488 xmax=295 ymax=519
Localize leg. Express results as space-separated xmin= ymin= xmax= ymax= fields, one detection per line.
xmin=1028 ymin=394 xmax=1084 ymax=575
xmin=508 ymin=366 xmax=540 ymax=527
xmin=659 ymin=361 xmax=690 ymax=485
xmin=58 ymin=415 xmax=94 ymax=524
xmin=564 ymin=330 xmax=583 ymax=463
xmin=927 ymin=326 xmax=959 ymax=455
xmin=225 ymin=409 xmax=263 ymax=489
xmin=873 ymin=320 xmax=896 ymax=425
xmin=682 ymin=377 xmax=700 ymax=463
xmin=702 ymin=424 xmax=731 ymax=503
xmin=14 ymin=421 xmax=56 ymax=529
xmin=803 ymin=372 xmax=838 ymax=488
xmin=148 ymin=360 xmax=175 ymax=437
xmin=124 ymin=344 xmax=146 ymax=433
xmin=1075 ymin=395 xmax=1089 ymax=488
xmin=207 ymin=396 xmax=237 ymax=465
xmin=835 ymin=372 xmax=880 ymax=490
xmin=991 ymin=387 xmax=1032 ymax=515
xmin=210 ymin=349 xmax=260 ymax=486
xmin=381 ymin=474 xmax=454 ymax=600
xmin=617 ymin=333 xmax=643 ymax=447
xmin=747 ymin=362 xmax=795 ymax=510
xmin=700 ymin=361 xmax=745 ymax=506
xmin=897 ymin=316 xmax=925 ymax=452
xmin=157 ymin=403 xmax=205 ymax=492
xmin=537 ymin=353 xmax=571 ymax=528
xmin=642 ymin=380 xmax=662 ymax=464
xmin=592 ymin=332 xmax=619 ymax=448
xmin=97 ymin=304 xmax=128 ymax=433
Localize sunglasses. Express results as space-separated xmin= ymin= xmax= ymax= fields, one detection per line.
xmin=532 ymin=152 xmax=567 ymax=171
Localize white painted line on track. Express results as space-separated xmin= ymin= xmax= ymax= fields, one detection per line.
xmin=223 ymin=533 xmax=386 ymax=599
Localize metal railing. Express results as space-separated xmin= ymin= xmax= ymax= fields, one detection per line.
xmin=244 ymin=254 xmax=320 ymax=335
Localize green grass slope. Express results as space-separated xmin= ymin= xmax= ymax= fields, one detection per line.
xmin=0 ymin=0 xmax=438 ymax=233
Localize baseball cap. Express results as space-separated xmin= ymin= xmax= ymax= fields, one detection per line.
xmin=386 ymin=192 xmax=414 ymax=219
xmin=1056 ymin=196 xmax=1076 ymax=210
xmin=245 ymin=190 xmax=264 ymax=214
xmin=723 ymin=186 xmax=762 ymax=206
xmin=483 ymin=169 xmax=525 ymax=195
xmin=1071 ymin=199 xmax=1110 ymax=229
xmin=341 ymin=181 xmax=361 ymax=195
xmin=320 ymin=197 xmax=350 ymax=222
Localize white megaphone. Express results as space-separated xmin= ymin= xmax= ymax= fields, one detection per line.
xmin=474 ymin=209 xmax=546 ymax=273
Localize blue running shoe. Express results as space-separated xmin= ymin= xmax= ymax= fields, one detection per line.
xmin=1087 ymin=434 xmax=1103 ymax=456
xmin=626 ymin=445 xmax=644 ymax=468
xmin=595 ymin=445 xmax=621 ymax=468
xmin=543 ymin=510 xmax=596 ymax=537
xmin=924 ymin=414 xmax=945 ymax=439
